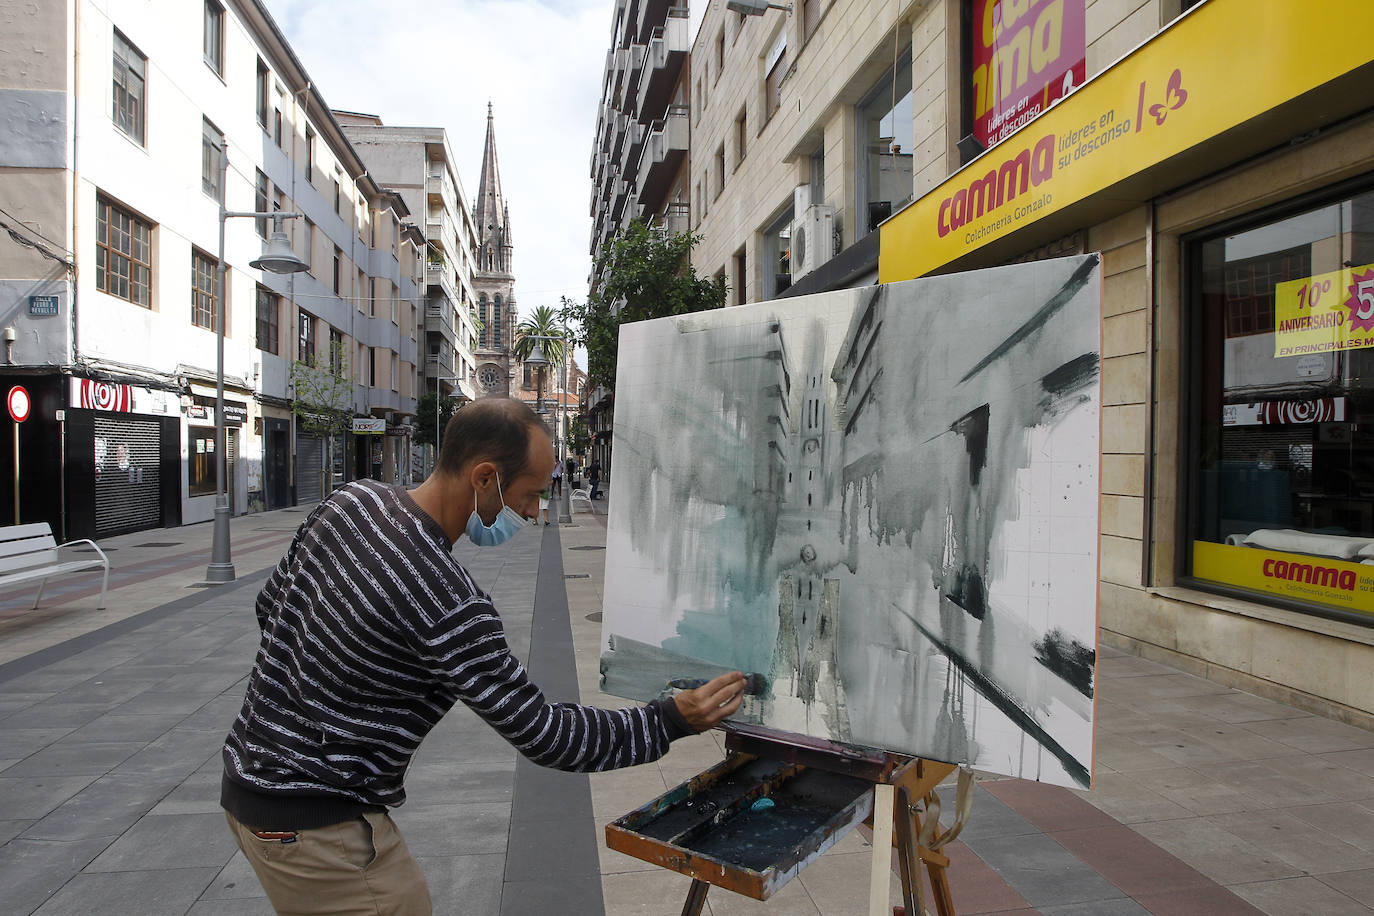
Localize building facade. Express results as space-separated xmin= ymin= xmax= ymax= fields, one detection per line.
xmin=471 ymin=105 xmax=518 ymax=399
xmin=690 ymin=0 xmax=1374 ymax=724
xmin=586 ymin=0 xmax=693 ymax=470
xmin=0 ymin=0 xmax=423 ymax=538
xmin=335 ymin=113 xmax=481 ymax=472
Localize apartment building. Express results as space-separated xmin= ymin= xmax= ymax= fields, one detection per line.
xmin=0 ymin=0 xmax=423 ymax=539
xmin=586 ymin=0 xmax=693 ymax=466
xmin=692 ymin=0 xmax=1374 ymax=724
xmin=335 ymin=115 xmax=481 ymax=409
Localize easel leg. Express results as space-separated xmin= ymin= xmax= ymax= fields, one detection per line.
xmin=681 ymin=878 xmax=710 ymax=916
xmin=869 ymin=783 xmax=895 ymax=916
xmin=894 ymin=786 xmax=923 ymax=916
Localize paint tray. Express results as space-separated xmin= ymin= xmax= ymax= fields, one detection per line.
xmin=605 ymin=752 xmax=874 ymax=900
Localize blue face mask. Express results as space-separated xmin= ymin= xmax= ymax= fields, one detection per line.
xmin=465 ymin=473 xmax=528 ymax=547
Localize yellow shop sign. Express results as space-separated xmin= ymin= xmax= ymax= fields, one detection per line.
xmin=880 ymin=0 xmax=1374 ymax=282
xmin=1274 ymin=263 xmax=1374 ymax=357
xmin=1193 ymin=541 xmax=1374 ymax=617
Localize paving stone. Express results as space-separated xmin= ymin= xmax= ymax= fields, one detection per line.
xmin=84 ymin=812 xmax=240 ymax=872
xmin=3 ymin=741 xmax=145 ymax=778
xmin=1131 ymin=818 xmax=1304 ymax=885
xmin=22 ymin=772 xmax=182 ymax=842
xmin=416 ymin=853 xmax=505 ymax=915
xmin=390 ymin=802 xmax=511 ymax=857
xmin=198 ymin=851 xmax=263 ymax=900
xmin=968 ymin=832 xmax=1131 ymax=908
xmin=59 ymin=713 xmax=185 ymax=745
xmin=0 ymin=773 xmax=100 ymax=820
xmin=185 ymin=899 xmax=275 ymax=915
xmin=112 ymin=727 xmax=222 ymax=780
xmin=0 ymin=726 xmax=76 ymax=760
xmin=0 ymin=837 xmax=114 ymax=915
xmin=31 ymin=866 xmax=220 ymax=916
xmin=1230 ymin=875 xmax=1374 ymax=916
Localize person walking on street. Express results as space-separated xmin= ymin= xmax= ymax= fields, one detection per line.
xmin=550 ymin=456 xmax=563 ymax=497
xmin=220 ymin=398 xmax=745 ymax=915
xmin=588 ymin=459 xmax=602 ymax=500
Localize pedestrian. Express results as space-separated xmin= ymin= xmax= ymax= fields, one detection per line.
xmin=539 ymin=484 xmax=551 ymax=525
xmin=550 ymin=455 xmax=563 ymax=497
xmin=220 ymin=398 xmax=745 ymax=915
xmin=588 ymin=459 xmax=602 ymax=499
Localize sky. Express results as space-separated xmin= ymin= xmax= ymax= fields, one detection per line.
xmin=264 ymin=0 xmax=653 ymax=317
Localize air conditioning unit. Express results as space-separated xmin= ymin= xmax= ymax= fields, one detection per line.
xmin=789 ymin=205 xmax=834 ymax=281
xmin=793 ymin=184 xmax=812 ymax=215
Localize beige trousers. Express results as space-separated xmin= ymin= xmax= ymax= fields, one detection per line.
xmin=225 ymin=809 xmax=432 ymax=916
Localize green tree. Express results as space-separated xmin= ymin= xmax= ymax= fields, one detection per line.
xmin=561 ymin=220 xmax=725 ymax=393
xmin=565 ymin=414 xmax=590 ymax=459
xmin=513 ymin=304 xmax=569 ymax=414
xmin=290 ymin=340 xmax=352 ymax=496
xmin=414 ymin=391 xmax=463 ymax=449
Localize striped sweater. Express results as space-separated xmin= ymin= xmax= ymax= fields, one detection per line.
xmin=222 ymin=480 xmax=687 ymax=829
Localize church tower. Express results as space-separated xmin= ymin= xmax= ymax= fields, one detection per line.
xmin=472 ymin=103 xmax=517 ymax=398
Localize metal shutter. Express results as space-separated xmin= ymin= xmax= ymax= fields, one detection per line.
xmin=93 ymin=416 xmax=161 ymax=537
xmin=296 ymin=435 xmax=322 ymax=504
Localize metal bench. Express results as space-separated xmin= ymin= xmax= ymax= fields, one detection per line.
xmin=0 ymin=522 xmax=110 ymax=610
xmin=570 ymin=488 xmax=593 ymax=511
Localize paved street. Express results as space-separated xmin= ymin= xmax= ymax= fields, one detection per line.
xmin=0 ymin=493 xmax=1372 ymax=914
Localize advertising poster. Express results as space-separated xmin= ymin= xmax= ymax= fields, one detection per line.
xmin=1194 ymin=541 xmax=1374 ymax=617
xmin=1273 ymin=263 xmax=1374 ymax=357
xmin=972 ymin=0 xmax=1086 ymax=149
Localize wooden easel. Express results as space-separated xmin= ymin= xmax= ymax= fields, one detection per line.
xmin=674 ymin=728 xmax=973 ymax=916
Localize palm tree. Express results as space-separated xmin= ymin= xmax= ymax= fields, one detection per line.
xmin=513 ymin=305 xmax=568 ymax=416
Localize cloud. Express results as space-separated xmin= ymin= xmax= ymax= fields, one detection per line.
xmin=263 ymin=0 xmax=610 ymax=311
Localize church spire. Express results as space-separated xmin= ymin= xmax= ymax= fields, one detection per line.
xmin=474 ymin=102 xmax=512 ymax=274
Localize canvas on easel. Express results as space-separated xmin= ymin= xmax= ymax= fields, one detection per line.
xmin=600 ymin=255 xmax=1102 ymax=789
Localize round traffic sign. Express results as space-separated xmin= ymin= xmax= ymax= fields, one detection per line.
xmin=7 ymin=386 xmax=30 ymax=423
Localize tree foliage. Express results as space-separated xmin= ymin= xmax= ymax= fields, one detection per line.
xmin=565 ymin=414 xmax=590 ymax=458
xmin=561 ymin=220 xmax=725 ymax=393
xmin=290 ymin=345 xmax=352 ymax=495
xmin=514 ymin=304 xmax=570 ymax=413
xmin=414 ymin=391 xmax=463 ymax=448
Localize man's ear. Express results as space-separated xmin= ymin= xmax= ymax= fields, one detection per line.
xmin=467 ymin=460 xmax=498 ymax=491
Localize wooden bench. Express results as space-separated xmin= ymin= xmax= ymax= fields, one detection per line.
xmin=0 ymin=523 xmax=110 ymax=610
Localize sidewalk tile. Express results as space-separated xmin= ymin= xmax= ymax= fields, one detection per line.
xmin=390 ymin=802 xmax=510 ymax=857
xmin=982 ymin=779 xmax=1118 ymax=833
xmin=1230 ymin=875 xmax=1374 ymax=916
xmin=0 ymin=773 xmax=99 ymax=819
xmin=1040 ymin=899 xmax=1149 ymax=915
xmin=1319 ymin=868 xmax=1374 ymax=908
xmin=3 ymin=741 xmax=144 ymax=777
xmin=0 ymin=836 xmax=114 ymax=915
xmin=186 ymin=900 xmax=275 ymax=915
xmin=1132 ymin=884 xmax=1265 ymax=915
xmin=23 ymin=772 xmax=182 ymax=841
xmin=415 ymin=853 xmax=504 ymax=915
xmin=1208 ymin=808 xmax=1372 ymax=875
xmin=32 ymin=866 xmax=219 ymax=916
xmin=969 ymin=832 xmax=1131 ymax=907
xmin=1288 ymin=801 xmax=1374 ymax=853
xmin=196 ymin=851 xmax=262 ymax=901
xmin=1050 ymin=824 xmax=1218 ymax=897
xmin=502 ymin=873 xmax=605 ymax=916
xmin=1131 ymin=818 xmax=1303 ymax=885
xmin=917 ymin=839 xmax=1033 ymax=915
xmin=84 ymin=812 xmax=239 ymax=871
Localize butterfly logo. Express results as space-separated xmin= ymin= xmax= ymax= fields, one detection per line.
xmin=1147 ymin=69 xmax=1188 ymax=126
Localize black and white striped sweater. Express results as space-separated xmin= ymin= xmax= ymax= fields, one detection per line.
xmin=222 ymin=480 xmax=686 ymax=829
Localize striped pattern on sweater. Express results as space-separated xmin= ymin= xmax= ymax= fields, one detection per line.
xmin=223 ymin=480 xmax=675 ymax=808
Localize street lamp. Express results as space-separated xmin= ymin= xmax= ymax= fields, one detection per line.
xmin=519 ymin=333 xmax=572 ymax=524
xmin=432 ymin=375 xmax=464 ymax=474
xmin=206 ymin=145 xmax=309 ymax=584
xmin=727 ymin=0 xmax=792 ymax=14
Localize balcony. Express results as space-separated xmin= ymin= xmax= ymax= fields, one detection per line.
xmin=610 ymin=111 xmax=628 ymax=163
xmin=636 ymin=105 xmax=688 ymax=213
xmin=425 ymin=297 xmax=456 ymax=346
xmin=650 ymin=200 xmax=689 ymax=238
xmin=623 ymin=43 xmax=647 ymax=117
xmin=426 ymin=257 xmax=458 ymax=303
xmin=425 ymin=209 xmax=455 ymax=248
xmin=611 ymin=177 xmax=631 ymax=222
xmin=620 ymin=119 xmax=646 ymax=177
xmin=637 ymin=10 xmax=688 ymax=121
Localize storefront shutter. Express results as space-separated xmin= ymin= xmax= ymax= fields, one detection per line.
xmin=296 ymin=435 xmax=322 ymax=504
xmin=93 ymin=416 xmax=161 ymax=537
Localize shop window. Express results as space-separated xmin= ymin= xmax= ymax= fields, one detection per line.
xmin=857 ymin=47 xmax=913 ymax=237
xmin=190 ymin=426 xmax=217 ymax=496
xmin=96 ymin=195 xmax=152 ymax=307
xmin=191 ymin=248 xmax=217 ymax=330
xmin=256 ymin=285 xmax=279 ymax=354
xmin=112 ymin=29 xmax=146 ymax=144
xmin=1185 ymin=187 xmax=1374 ymax=621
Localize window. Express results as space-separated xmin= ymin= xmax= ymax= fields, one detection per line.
xmin=191 ymin=248 xmax=217 ymax=329
xmin=736 ymin=108 xmax=748 ymax=168
xmin=256 ymin=284 xmax=279 ymax=354
xmin=274 ymin=108 xmax=283 ymax=147
xmin=301 ymin=218 xmax=314 ymax=273
xmin=96 ymin=196 xmax=152 ymax=307
xmin=334 ymin=179 xmax=341 ymax=215
xmin=369 ymin=347 xmax=377 ymax=388
xmin=329 ymin=327 xmax=343 ymax=374
xmin=802 ymin=0 xmax=821 ymax=41
xmin=479 ymin=293 xmax=489 ymax=347
xmin=858 ymin=47 xmax=913 ymax=236
xmin=493 ymin=294 xmax=503 ymax=348
xmin=715 ymin=144 xmax=725 ymax=200
xmin=305 ymin=127 xmax=315 ymax=184
xmin=734 ymin=248 xmax=747 ymax=305
xmin=203 ymin=1 xmax=224 ymax=75
xmin=112 ymin=30 xmax=146 ymax=144
xmin=764 ymin=31 xmax=787 ymax=121
xmin=256 ymin=58 xmax=270 ymax=128
xmin=255 ymin=170 xmax=269 ymax=238
xmin=1185 ymin=187 xmax=1374 ymax=621
xmin=762 ymin=206 xmax=794 ymax=299
xmin=202 ymin=118 xmax=224 ymax=202
xmin=298 ymin=310 xmax=316 ymax=365
xmin=715 ymin=31 xmax=725 ymax=80
xmin=189 ymin=427 xmax=217 ymax=496
xmin=333 ymin=246 xmax=342 ymax=295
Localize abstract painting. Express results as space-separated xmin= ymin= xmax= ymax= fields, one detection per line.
xmin=600 ymin=255 xmax=1101 ymax=787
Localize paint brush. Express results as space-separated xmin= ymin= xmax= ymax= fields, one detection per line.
xmin=668 ymin=673 xmax=767 ymax=695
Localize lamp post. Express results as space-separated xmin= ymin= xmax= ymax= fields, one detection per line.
xmin=206 ymin=145 xmax=310 ymax=584
xmin=519 ymin=333 xmax=572 ymax=524
xmin=432 ymin=375 xmax=464 ymax=474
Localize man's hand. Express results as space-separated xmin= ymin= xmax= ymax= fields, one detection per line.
xmin=673 ymin=671 xmax=747 ymax=732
